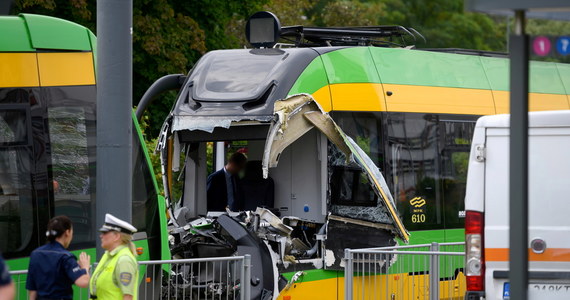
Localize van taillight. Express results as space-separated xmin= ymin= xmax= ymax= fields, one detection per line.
xmin=465 ymin=210 xmax=484 ymax=291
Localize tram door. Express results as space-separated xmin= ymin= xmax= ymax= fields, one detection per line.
xmin=0 ymin=104 xmax=34 ymax=256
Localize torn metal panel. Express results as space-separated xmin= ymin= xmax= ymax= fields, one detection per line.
xmin=262 ymin=94 xmax=351 ymax=177
xmin=255 ymin=207 xmax=293 ymax=236
xmin=263 ymin=94 xmax=409 ymax=242
xmin=263 ymin=96 xmax=323 ymax=177
xmin=172 ymin=132 xmax=181 ymax=172
xmin=172 ymin=115 xmax=273 ymax=133
xmin=304 ymin=111 xmax=351 ymax=156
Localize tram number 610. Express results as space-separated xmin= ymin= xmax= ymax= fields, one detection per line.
xmin=411 ymin=214 xmax=426 ymax=223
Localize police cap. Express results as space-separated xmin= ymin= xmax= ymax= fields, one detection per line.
xmin=99 ymin=213 xmax=137 ymax=234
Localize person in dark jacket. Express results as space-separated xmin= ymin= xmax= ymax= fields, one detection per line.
xmin=207 ymin=152 xmax=247 ymax=211
xmin=26 ymin=216 xmax=91 ymax=300
xmin=241 ymin=160 xmax=275 ymax=211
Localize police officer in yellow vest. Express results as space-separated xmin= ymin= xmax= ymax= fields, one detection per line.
xmin=90 ymin=214 xmax=138 ymax=300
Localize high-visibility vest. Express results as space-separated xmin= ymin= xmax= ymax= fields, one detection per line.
xmin=90 ymin=246 xmax=138 ymax=300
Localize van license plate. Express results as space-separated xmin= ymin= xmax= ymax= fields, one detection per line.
xmin=505 ymin=282 xmax=570 ymax=299
xmin=529 ymin=283 xmax=570 ymax=299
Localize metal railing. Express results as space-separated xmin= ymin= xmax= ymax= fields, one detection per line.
xmin=139 ymin=255 xmax=251 ymax=300
xmin=10 ymin=255 xmax=251 ymax=300
xmin=9 ymin=269 xmax=90 ymax=300
xmin=10 ymin=270 xmax=28 ymax=300
xmin=344 ymin=242 xmax=465 ymax=300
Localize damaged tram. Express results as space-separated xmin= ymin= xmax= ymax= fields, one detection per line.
xmin=139 ymin=12 xmax=570 ymax=300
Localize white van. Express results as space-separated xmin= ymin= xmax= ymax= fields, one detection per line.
xmin=464 ymin=111 xmax=570 ymax=300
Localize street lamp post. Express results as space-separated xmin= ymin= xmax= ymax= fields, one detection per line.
xmin=508 ymin=10 xmax=529 ymax=300
xmin=96 ymin=0 xmax=133 ymax=258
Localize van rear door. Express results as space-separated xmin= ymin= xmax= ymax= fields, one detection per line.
xmin=483 ymin=115 xmax=570 ymax=300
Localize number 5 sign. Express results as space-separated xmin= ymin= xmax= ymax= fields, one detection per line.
xmin=556 ymin=37 xmax=570 ymax=56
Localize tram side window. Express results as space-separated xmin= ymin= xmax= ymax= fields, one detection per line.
xmin=387 ymin=113 xmax=443 ymax=230
xmin=48 ymin=107 xmax=95 ymax=247
xmin=131 ymin=128 xmax=156 ymax=233
xmin=440 ymin=121 xmax=475 ymax=229
xmin=0 ymin=107 xmax=34 ymax=256
xmin=329 ymin=112 xmax=383 ymax=206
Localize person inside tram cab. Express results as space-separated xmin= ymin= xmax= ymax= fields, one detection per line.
xmin=241 ymin=160 xmax=275 ymax=211
xmin=207 ymin=152 xmax=247 ymax=211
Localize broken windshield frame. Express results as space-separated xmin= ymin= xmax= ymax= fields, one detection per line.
xmin=262 ymin=94 xmax=409 ymax=242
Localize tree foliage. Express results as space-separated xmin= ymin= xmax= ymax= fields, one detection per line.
xmin=13 ymin=0 xmax=265 ymax=137
xmin=12 ymin=0 xmax=569 ymax=137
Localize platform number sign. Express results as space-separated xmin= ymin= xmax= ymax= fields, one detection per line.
xmin=533 ymin=36 xmax=551 ymax=57
xmin=556 ymin=37 xmax=570 ymax=56
xmin=531 ymin=35 xmax=570 ymax=58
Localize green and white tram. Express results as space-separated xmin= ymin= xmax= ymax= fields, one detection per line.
xmin=0 ymin=13 xmax=169 ymax=298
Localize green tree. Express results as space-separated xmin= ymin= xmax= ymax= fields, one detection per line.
xmin=13 ymin=0 xmax=267 ymax=137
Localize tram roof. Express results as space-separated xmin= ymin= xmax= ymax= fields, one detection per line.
xmin=0 ymin=14 xmax=95 ymax=52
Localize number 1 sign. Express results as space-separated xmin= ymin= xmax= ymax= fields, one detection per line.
xmin=533 ymin=36 xmax=551 ymax=56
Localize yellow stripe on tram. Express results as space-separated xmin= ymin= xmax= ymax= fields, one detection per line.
xmin=383 ymin=84 xmax=496 ymax=116
xmin=37 ymin=52 xmax=95 ymax=86
xmin=0 ymin=53 xmax=40 ymax=88
xmin=311 ymin=84 xmax=333 ymax=112
xmin=493 ymin=90 xmax=570 ymax=113
xmin=313 ymin=83 xmax=570 ymax=115
xmin=327 ymin=83 xmax=387 ymax=112
xmin=278 ymin=277 xmax=338 ymax=299
xmin=278 ymin=272 xmax=467 ymax=300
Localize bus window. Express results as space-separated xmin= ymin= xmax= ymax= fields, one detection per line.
xmin=48 ymin=106 xmax=95 ymax=247
xmin=0 ymin=106 xmax=34 ymax=256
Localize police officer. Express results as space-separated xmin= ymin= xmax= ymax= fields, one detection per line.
xmin=90 ymin=214 xmax=138 ymax=300
xmin=26 ymin=216 xmax=91 ymax=300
